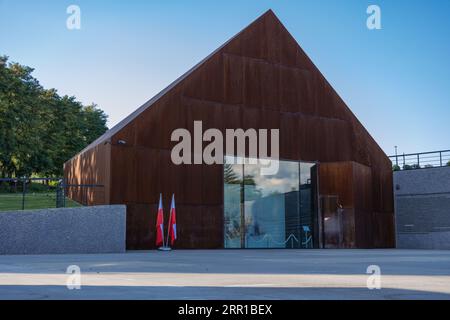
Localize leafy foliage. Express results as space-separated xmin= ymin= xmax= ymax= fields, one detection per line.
xmin=0 ymin=56 xmax=108 ymax=177
xmin=224 ymin=163 xmax=240 ymax=184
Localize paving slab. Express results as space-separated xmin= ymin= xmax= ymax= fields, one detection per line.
xmin=0 ymin=249 xmax=449 ymax=299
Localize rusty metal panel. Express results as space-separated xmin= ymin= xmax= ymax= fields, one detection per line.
xmin=243 ymin=57 xmax=279 ymax=110
xmin=318 ymin=161 xmax=393 ymax=248
xmin=126 ymin=203 xmax=155 ymax=250
xmin=280 ymin=114 xmax=300 ymax=160
xmin=223 ymin=53 xmax=245 ymax=105
xmin=319 ymin=162 xmax=372 ymax=248
xmin=64 ymin=10 xmax=394 ymax=249
xmin=372 ymin=211 xmax=396 ymax=248
xmin=352 ymin=163 xmax=374 ymax=248
xmin=110 ymin=145 xmax=137 ymax=204
xmin=126 ymin=203 xmax=223 ymax=250
xmin=159 ymin=150 xmax=188 ymax=204
xmin=171 ymin=205 xmax=224 ymax=249
xmin=183 ymin=53 xmax=225 ymax=103
xmin=321 ymin=196 xmax=356 ymax=248
xmin=64 ymin=141 xmax=110 ymax=206
xmin=319 ymin=162 xmax=355 ymax=208
xmin=279 ymin=68 xmax=312 ymax=113
xmin=242 ymin=106 xmax=280 ymax=131
xmin=134 ymin=147 xmax=160 ymax=204
xmin=202 ymin=164 xmax=223 ymax=206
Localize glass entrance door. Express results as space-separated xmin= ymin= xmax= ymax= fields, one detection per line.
xmin=224 ymin=157 xmax=317 ymax=249
xmin=224 ymin=159 xmax=243 ymax=248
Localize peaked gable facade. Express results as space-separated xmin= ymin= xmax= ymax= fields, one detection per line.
xmin=64 ymin=10 xmax=395 ymax=249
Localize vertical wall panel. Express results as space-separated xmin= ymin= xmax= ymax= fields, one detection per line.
xmin=64 ymin=10 xmax=394 ymax=249
xmin=110 ymin=145 xmax=137 ymax=204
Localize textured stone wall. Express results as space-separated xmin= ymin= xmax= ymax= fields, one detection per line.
xmin=0 ymin=205 xmax=126 ymax=255
xmin=394 ymin=166 xmax=450 ymax=249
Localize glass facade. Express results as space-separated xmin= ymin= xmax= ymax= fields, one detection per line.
xmin=224 ymin=157 xmax=317 ymax=249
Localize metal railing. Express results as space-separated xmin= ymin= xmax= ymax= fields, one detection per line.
xmin=0 ymin=178 xmax=61 ymax=211
xmin=389 ymin=149 xmax=450 ymax=170
xmin=62 ymin=182 xmax=105 ymax=207
xmin=0 ymin=177 xmax=104 ymax=212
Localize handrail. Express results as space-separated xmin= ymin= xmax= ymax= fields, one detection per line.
xmin=389 ymin=149 xmax=450 ymax=158
xmin=389 ymin=149 xmax=450 ymax=170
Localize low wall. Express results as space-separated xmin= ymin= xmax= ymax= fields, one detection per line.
xmin=397 ymin=231 xmax=450 ymax=250
xmin=394 ymin=166 xmax=450 ymax=249
xmin=0 ymin=205 xmax=126 ymax=255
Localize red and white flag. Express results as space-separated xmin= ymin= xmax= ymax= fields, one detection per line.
xmin=155 ymin=194 xmax=164 ymax=247
xmin=168 ymin=194 xmax=177 ymax=246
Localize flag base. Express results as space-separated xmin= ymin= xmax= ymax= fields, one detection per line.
xmin=158 ymin=246 xmax=172 ymax=251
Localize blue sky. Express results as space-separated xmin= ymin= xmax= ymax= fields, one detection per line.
xmin=1 ymin=0 xmax=449 ymax=155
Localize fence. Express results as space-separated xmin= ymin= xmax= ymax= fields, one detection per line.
xmin=0 ymin=177 xmax=104 ymax=212
xmin=63 ymin=182 xmax=105 ymax=207
xmin=389 ymin=150 xmax=450 ymax=170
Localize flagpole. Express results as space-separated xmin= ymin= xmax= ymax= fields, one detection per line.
xmin=157 ymin=193 xmax=171 ymax=251
xmin=157 ymin=193 xmax=167 ymax=250
xmin=160 ymin=193 xmax=165 ymax=246
xmin=165 ymin=194 xmax=174 ymax=248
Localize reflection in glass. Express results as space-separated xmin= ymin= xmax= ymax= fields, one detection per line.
xmin=224 ymin=157 xmax=317 ymax=249
xmin=299 ymin=162 xmax=315 ymax=248
xmin=224 ymin=157 xmax=242 ymax=248
xmin=244 ymin=160 xmax=299 ymax=248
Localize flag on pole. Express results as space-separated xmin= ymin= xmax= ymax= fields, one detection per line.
xmin=168 ymin=194 xmax=177 ymax=246
xmin=155 ymin=193 xmax=164 ymax=247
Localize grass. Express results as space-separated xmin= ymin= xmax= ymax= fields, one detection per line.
xmin=0 ymin=193 xmax=81 ymax=212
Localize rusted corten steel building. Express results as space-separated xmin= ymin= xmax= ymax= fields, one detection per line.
xmin=64 ymin=10 xmax=395 ymax=250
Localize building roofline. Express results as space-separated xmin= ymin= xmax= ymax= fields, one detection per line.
xmin=67 ymin=9 xmax=276 ymax=162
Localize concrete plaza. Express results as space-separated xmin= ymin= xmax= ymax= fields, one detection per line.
xmin=0 ymin=249 xmax=449 ymax=300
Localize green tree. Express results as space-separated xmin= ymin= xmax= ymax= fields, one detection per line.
xmin=224 ymin=163 xmax=240 ymax=184
xmin=81 ymin=103 xmax=108 ymax=146
xmin=0 ymin=56 xmax=108 ymax=177
xmin=0 ymin=56 xmax=47 ymax=177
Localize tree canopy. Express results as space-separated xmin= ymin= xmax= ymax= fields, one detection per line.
xmin=0 ymin=56 xmax=108 ymax=178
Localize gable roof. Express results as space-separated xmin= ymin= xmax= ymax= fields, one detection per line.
xmin=72 ymin=9 xmax=279 ymax=158
xmin=68 ymin=9 xmax=388 ymax=165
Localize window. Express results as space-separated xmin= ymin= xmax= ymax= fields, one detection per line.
xmin=224 ymin=157 xmax=317 ymax=248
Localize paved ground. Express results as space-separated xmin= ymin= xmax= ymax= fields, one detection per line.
xmin=0 ymin=249 xmax=449 ymax=300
